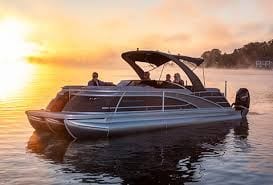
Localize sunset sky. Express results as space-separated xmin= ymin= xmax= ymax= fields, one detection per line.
xmin=0 ymin=0 xmax=272 ymax=66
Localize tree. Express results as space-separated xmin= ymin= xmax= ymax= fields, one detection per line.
xmin=201 ymin=39 xmax=273 ymax=68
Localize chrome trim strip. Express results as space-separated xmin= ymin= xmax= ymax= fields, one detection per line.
xmin=114 ymin=91 xmax=126 ymax=113
xmin=28 ymin=115 xmax=43 ymax=121
xmin=202 ymin=96 xmax=226 ymax=98
xmin=102 ymin=104 xmax=194 ymax=110
xmin=64 ymin=120 xmax=77 ymax=139
xmin=162 ymin=91 xmax=165 ymax=112
xmin=63 ymin=107 xmax=234 ymax=120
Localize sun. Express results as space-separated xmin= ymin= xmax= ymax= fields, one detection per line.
xmin=0 ymin=18 xmax=40 ymax=62
xmin=0 ymin=18 xmax=39 ymax=99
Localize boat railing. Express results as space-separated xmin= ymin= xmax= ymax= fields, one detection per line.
xmin=63 ymin=86 xmax=222 ymax=94
xmin=63 ymin=87 xmax=225 ymax=112
xmin=62 ymin=85 xmax=223 ymax=94
xmin=64 ymin=87 xmax=180 ymax=97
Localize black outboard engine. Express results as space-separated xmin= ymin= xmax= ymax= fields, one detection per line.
xmin=232 ymin=88 xmax=250 ymax=118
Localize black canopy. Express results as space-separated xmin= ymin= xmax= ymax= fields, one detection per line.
xmin=121 ymin=50 xmax=205 ymax=91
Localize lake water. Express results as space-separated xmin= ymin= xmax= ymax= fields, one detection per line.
xmin=0 ymin=64 xmax=273 ymax=185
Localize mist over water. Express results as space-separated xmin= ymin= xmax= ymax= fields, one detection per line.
xmin=0 ymin=64 xmax=273 ymax=184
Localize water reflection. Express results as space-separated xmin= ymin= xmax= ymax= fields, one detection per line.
xmin=0 ymin=62 xmax=34 ymax=100
xmin=27 ymin=132 xmax=70 ymax=163
xmin=233 ymin=119 xmax=249 ymax=139
xmin=27 ymin=121 xmax=249 ymax=184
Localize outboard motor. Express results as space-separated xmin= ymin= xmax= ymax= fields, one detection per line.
xmin=232 ymin=88 xmax=250 ymax=118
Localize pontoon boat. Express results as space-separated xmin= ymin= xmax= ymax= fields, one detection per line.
xmin=26 ymin=50 xmax=250 ymax=139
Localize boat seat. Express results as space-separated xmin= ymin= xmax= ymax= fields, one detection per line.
xmin=128 ymin=80 xmax=185 ymax=89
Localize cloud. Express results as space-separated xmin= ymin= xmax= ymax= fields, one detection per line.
xmin=152 ymin=0 xmax=199 ymax=21
xmin=28 ymin=47 xmax=123 ymax=68
xmin=165 ymin=33 xmax=191 ymax=43
xmin=269 ymin=25 xmax=273 ymax=34
xmin=1 ymin=0 xmax=273 ymax=65
xmin=256 ymin=0 xmax=273 ymax=18
xmin=235 ymin=22 xmax=270 ymax=41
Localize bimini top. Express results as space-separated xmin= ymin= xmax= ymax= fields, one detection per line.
xmin=121 ymin=50 xmax=205 ymax=92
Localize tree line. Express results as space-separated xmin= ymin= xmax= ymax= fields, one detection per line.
xmin=201 ymin=39 xmax=273 ymax=68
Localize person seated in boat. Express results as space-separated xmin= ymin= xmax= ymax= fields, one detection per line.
xmin=165 ymin=74 xmax=171 ymax=83
xmin=88 ymin=72 xmax=105 ymax=86
xmin=143 ymin=71 xmax=151 ymax=80
xmin=173 ymin=73 xmax=184 ymax=86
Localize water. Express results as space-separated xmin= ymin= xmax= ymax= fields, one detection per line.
xmin=0 ymin=64 xmax=273 ymax=185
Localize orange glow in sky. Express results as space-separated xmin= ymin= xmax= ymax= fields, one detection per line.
xmin=0 ymin=0 xmax=271 ymax=65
